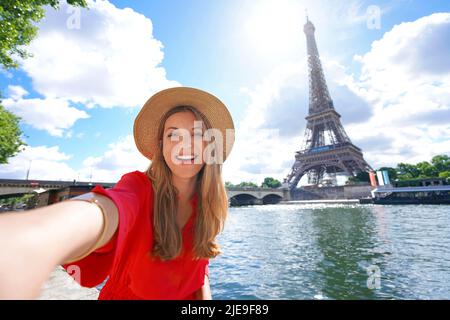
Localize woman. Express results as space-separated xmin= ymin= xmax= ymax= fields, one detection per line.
xmin=0 ymin=87 xmax=235 ymax=300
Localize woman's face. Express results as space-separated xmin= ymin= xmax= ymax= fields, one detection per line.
xmin=162 ymin=111 xmax=207 ymax=179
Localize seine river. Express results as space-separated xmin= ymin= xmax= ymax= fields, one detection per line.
xmin=210 ymin=204 xmax=450 ymax=300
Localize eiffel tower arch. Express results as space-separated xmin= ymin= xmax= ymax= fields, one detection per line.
xmin=284 ymin=17 xmax=372 ymax=190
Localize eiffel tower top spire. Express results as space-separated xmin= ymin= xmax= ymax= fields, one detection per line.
xmin=303 ymin=18 xmax=334 ymax=115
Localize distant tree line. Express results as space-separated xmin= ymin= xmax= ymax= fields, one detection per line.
xmin=347 ymin=154 xmax=450 ymax=184
xmin=225 ymin=177 xmax=282 ymax=189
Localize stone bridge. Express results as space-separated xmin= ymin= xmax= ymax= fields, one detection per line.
xmin=226 ymin=187 xmax=290 ymax=206
xmin=0 ymin=179 xmax=114 ymax=199
xmin=0 ymin=179 xmax=291 ymax=206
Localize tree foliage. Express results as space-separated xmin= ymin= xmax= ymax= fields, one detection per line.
xmin=236 ymin=181 xmax=259 ymax=188
xmin=0 ymin=104 xmax=26 ymax=164
xmin=347 ymin=154 xmax=450 ymax=184
xmin=396 ymin=155 xmax=450 ymax=180
xmin=225 ymin=177 xmax=282 ymax=189
xmin=0 ymin=0 xmax=87 ymax=69
xmin=347 ymin=171 xmax=370 ymax=184
xmin=261 ymin=177 xmax=281 ymax=188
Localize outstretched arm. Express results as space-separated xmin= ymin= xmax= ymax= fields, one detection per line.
xmin=0 ymin=193 xmax=118 ymax=299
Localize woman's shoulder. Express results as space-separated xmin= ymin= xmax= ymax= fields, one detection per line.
xmin=120 ymin=170 xmax=151 ymax=185
xmin=116 ymin=170 xmax=154 ymax=194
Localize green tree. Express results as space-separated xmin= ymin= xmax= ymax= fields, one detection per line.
xmin=396 ymin=163 xmax=421 ymax=180
xmin=261 ymin=177 xmax=281 ymax=188
xmin=438 ymin=171 xmax=450 ymax=179
xmin=236 ymin=181 xmax=259 ymax=188
xmin=416 ymin=161 xmax=438 ymax=178
xmin=395 ymin=155 xmax=450 ymax=180
xmin=431 ymin=155 xmax=450 ymax=173
xmin=0 ymin=104 xmax=26 ymax=164
xmin=224 ymin=181 xmax=235 ymax=188
xmin=0 ymin=0 xmax=88 ymax=69
xmin=346 ymin=171 xmax=370 ymax=184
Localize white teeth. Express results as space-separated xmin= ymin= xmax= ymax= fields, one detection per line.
xmin=176 ymin=155 xmax=196 ymax=160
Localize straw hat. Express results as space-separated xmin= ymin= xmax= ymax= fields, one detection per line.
xmin=133 ymin=87 xmax=235 ymax=162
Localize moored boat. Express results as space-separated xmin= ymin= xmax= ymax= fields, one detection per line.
xmin=370 ymin=185 xmax=450 ymax=205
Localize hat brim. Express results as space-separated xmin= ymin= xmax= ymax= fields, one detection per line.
xmin=133 ymin=87 xmax=235 ymax=162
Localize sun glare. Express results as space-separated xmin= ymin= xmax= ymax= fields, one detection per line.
xmin=243 ymin=0 xmax=304 ymax=55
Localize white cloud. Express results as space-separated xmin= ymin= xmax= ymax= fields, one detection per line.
xmin=0 ymin=146 xmax=76 ymax=181
xmin=4 ymin=0 xmax=171 ymax=138
xmin=223 ymin=59 xmax=370 ymax=185
xmin=20 ymin=0 xmax=179 ymax=108
xmin=3 ymin=85 xmax=89 ymax=137
xmin=7 ymin=85 xmax=28 ymax=100
xmin=0 ymin=136 xmax=149 ymax=183
xmin=81 ymin=135 xmax=149 ymax=182
xmin=348 ymin=12 xmax=450 ymax=168
xmin=223 ymin=63 xmax=302 ymax=184
xmin=234 ymin=0 xmax=385 ymax=68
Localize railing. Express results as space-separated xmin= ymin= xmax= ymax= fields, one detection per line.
xmin=226 ymin=186 xmax=286 ymax=192
xmin=0 ymin=179 xmax=115 ymax=188
xmin=296 ymin=142 xmax=352 ymax=155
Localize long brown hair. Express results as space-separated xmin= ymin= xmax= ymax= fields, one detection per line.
xmin=146 ymin=106 xmax=229 ymax=261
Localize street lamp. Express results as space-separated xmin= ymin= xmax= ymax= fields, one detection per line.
xmin=26 ymin=160 xmax=32 ymax=180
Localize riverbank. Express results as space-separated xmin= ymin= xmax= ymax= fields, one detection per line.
xmin=38 ymin=266 xmax=99 ymax=300
xmin=281 ymin=199 xmax=361 ymax=205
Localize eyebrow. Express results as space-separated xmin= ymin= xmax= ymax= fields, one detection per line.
xmin=165 ymin=126 xmax=203 ymax=131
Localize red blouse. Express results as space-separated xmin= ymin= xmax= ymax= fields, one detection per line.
xmin=62 ymin=170 xmax=209 ymax=300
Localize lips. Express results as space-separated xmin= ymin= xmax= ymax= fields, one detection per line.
xmin=176 ymin=155 xmax=196 ymax=160
xmin=175 ymin=154 xmax=198 ymax=164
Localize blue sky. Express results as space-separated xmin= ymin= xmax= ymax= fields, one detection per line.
xmin=1 ymin=0 xmax=450 ymax=183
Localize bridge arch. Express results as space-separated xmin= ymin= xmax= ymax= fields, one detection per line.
xmin=229 ymin=193 xmax=260 ymax=206
xmin=262 ymin=194 xmax=283 ymax=204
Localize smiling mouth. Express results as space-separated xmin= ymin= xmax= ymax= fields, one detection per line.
xmin=175 ymin=154 xmax=198 ymax=164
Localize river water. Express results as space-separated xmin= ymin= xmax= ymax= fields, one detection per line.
xmin=210 ymin=204 xmax=450 ymax=300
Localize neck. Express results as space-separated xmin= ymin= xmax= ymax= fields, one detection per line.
xmin=172 ymin=175 xmax=197 ymax=203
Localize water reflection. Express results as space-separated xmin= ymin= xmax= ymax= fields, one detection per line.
xmin=310 ymin=206 xmax=396 ymax=299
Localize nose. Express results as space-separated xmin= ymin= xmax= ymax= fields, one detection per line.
xmin=172 ymin=129 xmax=204 ymax=156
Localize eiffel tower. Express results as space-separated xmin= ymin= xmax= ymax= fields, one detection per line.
xmin=284 ymin=17 xmax=372 ymax=190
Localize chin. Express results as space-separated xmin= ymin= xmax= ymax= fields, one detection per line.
xmin=171 ymin=164 xmax=203 ymax=179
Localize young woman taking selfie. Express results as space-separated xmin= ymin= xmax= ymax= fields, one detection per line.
xmin=0 ymin=87 xmax=235 ymax=300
